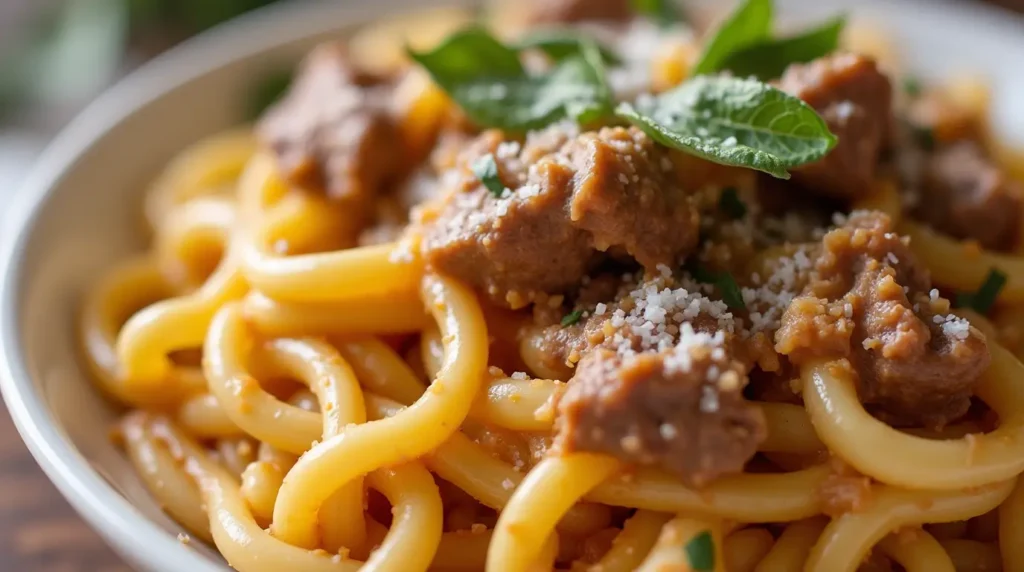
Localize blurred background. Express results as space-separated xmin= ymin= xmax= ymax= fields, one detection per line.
xmin=0 ymin=0 xmax=284 ymax=207
xmin=0 ymin=0 xmax=1022 ymax=569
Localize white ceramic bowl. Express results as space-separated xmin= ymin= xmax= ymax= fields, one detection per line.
xmin=2 ymin=1 xmax=1023 ymax=570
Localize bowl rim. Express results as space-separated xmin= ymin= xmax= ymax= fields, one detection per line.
xmin=0 ymin=0 xmax=471 ymax=568
xmin=0 ymin=0 xmax=1022 ymax=569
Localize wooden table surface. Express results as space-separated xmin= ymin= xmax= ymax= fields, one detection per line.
xmin=2 ymin=1 xmax=1024 ymax=570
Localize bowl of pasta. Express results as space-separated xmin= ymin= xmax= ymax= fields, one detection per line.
xmin=3 ymin=0 xmax=1024 ymax=570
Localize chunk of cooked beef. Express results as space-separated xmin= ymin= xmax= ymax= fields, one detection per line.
xmin=913 ymin=141 xmax=1023 ymax=251
xmin=779 ymin=54 xmax=893 ymax=200
xmin=420 ymin=127 xmax=699 ymax=308
xmin=258 ymin=43 xmax=400 ymax=203
xmin=526 ymin=0 xmax=631 ymax=24
xmin=775 ymin=211 xmax=990 ymax=428
xmin=555 ymin=342 xmax=766 ymax=486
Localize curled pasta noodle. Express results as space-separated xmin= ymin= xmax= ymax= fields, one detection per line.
xmin=239 ymin=234 xmax=422 ymax=303
xmin=724 ymin=528 xmax=775 ymax=572
xmin=143 ymin=129 xmax=254 ymax=232
xmin=635 ymin=516 xmax=725 ymax=572
xmin=591 ymin=510 xmax=671 ymax=572
xmin=758 ymin=402 xmax=823 ymax=454
xmin=203 ymin=305 xmax=369 ymax=550
xmin=999 ymin=475 xmax=1024 ymax=570
xmin=801 ymin=347 xmax=1024 ymax=489
xmin=489 ymin=453 xmax=620 ymax=572
xmin=901 ymin=220 xmax=1024 ymax=303
xmin=154 ymin=196 xmax=236 ymax=290
xmin=175 ymin=393 xmax=242 ymax=439
xmin=79 ymin=257 xmax=204 ymax=405
xmin=938 ymin=539 xmax=1002 ymax=572
xmin=120 ymin=412 xmax=212 ymax=542
xmin=241 ymin=290 xmax=427 ymax=337
xmin=117 ymin=255 xmax=248 ymax=384
xmin=470 ymin=378 xmax=561 ymax=432
xmin=754 ymin=518 xmax=827 ymax=572
xmin=805 ymin=478 xmax=1016 ymax=572
xmin=271 ymin=274 xmax=488 ymax=549
xmin=587 ymin=464 xmax=829 ymax=522
xmin=876 ymin=530 xmax=955 ymax=572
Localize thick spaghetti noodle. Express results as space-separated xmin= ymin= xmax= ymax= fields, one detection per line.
xmin=81 ymin=0 xmax=1024 ymax=570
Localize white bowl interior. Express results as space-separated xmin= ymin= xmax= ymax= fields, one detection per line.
xmin=1 ymin=0 xmax=1023 ymax=570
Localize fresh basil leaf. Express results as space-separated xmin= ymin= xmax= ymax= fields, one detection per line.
xmin=616 ymin=75 xmax=837 ymax=179
xmin=512 ymin=30 xmax=621 ymax=66
xmin=409 ymin=28 xmax=612 ymax=131
xmin=561 ymin=309 xmax=584 ymax=327
xmin=407 ymin=27 xmax=523 ymax=81
xmin=956 ymin=269 xmax=1007 ymax=314
xmin=684 ymin=530 xmax=715 ymax=571
xmin=631 ymin=0 xmax=681 ymax=27
xmin=692 ymin=0 xmax=773 ymax=76
xmin=472 ymin=154 xmax=505 ymax=197
xmin=718 ymin=16 xmax=845 ymax=80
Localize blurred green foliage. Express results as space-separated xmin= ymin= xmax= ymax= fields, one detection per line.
xmin=0 ymin=0 xmax=282 ymax=122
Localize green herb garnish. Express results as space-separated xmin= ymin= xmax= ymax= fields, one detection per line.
xmin=684 ymin=530 xmax=715 ymax=571
xmin=511 ymin=30 xmax=621 ymax=65
xmin=909 ymin=124 xmax=935 ymax=151
xmin=631 ymin=0 xmax=682 ymax=27
xmin=688 ymin=262 xmax=746 ymax=310
xmin=616 ymin=76 xmax=837 ymax=179
xmin=903 ymin=76 xmax=922 ymax=97
xmin=561 ymin=309 xmax=584 ymax=327
xmin=719 ymin=187 xmax=747 ymax=219
xmin=692 ymin=0 xmax=773 ymax=76
xmin=246 ymin=68 xmax=293 ymax=120
xmin=956 ymin=269 xmax=1007 ymax=314
xmin=717 ymin=16 xmax=845 ymax=80
xmin=412 ymin=23 xmax=837 ymax=178
xmin=472 ymin=154 xmax=505 ymax=197
xmin=408 ymin=27 xmax=612 ymax=131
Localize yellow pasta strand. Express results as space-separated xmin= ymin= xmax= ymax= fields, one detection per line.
xmin=802 ymin=347 xmax=1024 ymax=489
xmin=488 ymin=454 xmax=620 ymax=572
xmin=806 ymin=479 xmax=1015 ymax=572
xmin=271 ymin=274 xmax=487 ymax=549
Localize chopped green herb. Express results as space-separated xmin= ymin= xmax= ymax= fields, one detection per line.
xmin=719 ymin=187 xmax=747 ymax=219
xmin=511 ymin=30 xmax=621 ymax=65
xmin=684 ymin=530 xmax=715 ymax=571
xmin=630 ymin=0 xmax=682 ymax=27
xmin=408 ymin=27 xmax=612 ymax=131
xmin=956 ymin=269 xmax=1007 ymax=314
xmin=687 ymin=262 xmax=747 ymax=310
xmin=692 ymin=0 xmax=773 ymax=76
xmin=616 ymin=75 xmax=837 ymax=179
xmin=717 ymin=16 xmax=846 ymax=80
xmin=561 ymin=309 xmax=584 ymax=327
xmin=903 ymin=76 xmax=922 ymax=97
xmin=909 ymin=124 xmax=935 ymax=151
xmin=245 ymin=68 xmax=293 ymax=120
xmin=472 ymin=153 xmax=505 ymax=197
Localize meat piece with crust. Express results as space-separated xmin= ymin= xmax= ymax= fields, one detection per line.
xmin=776 ymin=211 xmax=990 ymax=428
xmin=419 ymin=127 xmax=699 ymax=308
xmin=779 ymin=53 xmax=893 ymax=200
xmin=913 ymin=141 xmax=1023 ymax=251
xmin=258 ymin=43 xmax=400 ymax=203
xmin=555 ymin=340 xmax=766 ymax=486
